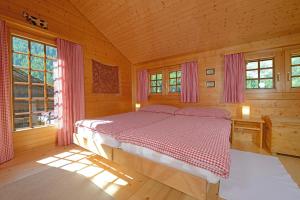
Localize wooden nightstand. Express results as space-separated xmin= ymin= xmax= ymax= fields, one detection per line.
xmin=231 ymin=117 xmax=265 ymax=149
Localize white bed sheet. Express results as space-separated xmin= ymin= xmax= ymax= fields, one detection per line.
xmin=121 ymin=143 xmax=220 ymax=184
xmin=76 ymin=126 xmax=120 ymax=148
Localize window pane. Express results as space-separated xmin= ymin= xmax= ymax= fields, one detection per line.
xmin=32 ymin=85 xmax=44 ymax=97
xmin=32 ymin=99 xmax=45 ymax=112
xmin=291 ymin=56 xmax=300 ymax=65
xmin=177 ymin=71 xmax=181 ymax=77
xmin=31 ymin=42 xmax=44 ymax=56
xmin=14 ymin=100 xmax=29 ymax=113
xmin=31 ymin=56 xmax=44 ymax=70
xmin=151 ymin=80 xmax=156 ymax=86
xmin=13 ymin=69 xmax=29 ymax=83
xmin=151 ymin=87 xmax=156 ymax=93
xmin=260 ymin=60 xmax=273 ymax=68
xmin=292 ymin=77 xmax=300 ymax=88
xmin=246 ymin=80 xmax=258 ymax=89
xmin=13 ymin=53 xmax=28 ymax=68
xmin=178 ymin=78 xmax=181 ymax=84
xmin=157 ymin=74 xmax=162 ymax=80
xmin=47 ymin=85 xmax=54 ymax=97
xmin=151 ymin=74 xmax=156 ymax=80
xmin=246 ymin=70 xmax=258 ymax=79
xmin=169 ymin=78 xmax=176 ymax=85
xmin=292 ymin=66 xmax=300 ymax=76
xmin=13 ymin=37 xmax=28 ymax=53
xmin=177 ymin=85 xmax=181 ymax=92
xmin=47 ymin=72 xmax=53 ymax=85
xmin=14 ymin=114 xmax=30 ymax=130
xmin=32 ymin=113 xmax=45 ymax=127
xmin=260 ymin=69 xmax=273 ymax=78
xmin=246 ymin=62 xmax=258 ymax=70
xmin=47 ymin=99 xmax=54 ymax=111
xmin=46 ymin=46 xmax=57 ymax=58
xmin=169 ymin=86 xmax=176 ymax=93
xmin=169 ymin=72 xmax=176 ymax=78
xmin=46 ymin=59 xmax=57 ymax=71
xmin=157 ymin=80 xmax=162 ymax=86
xmin=157 ymin=86 xmax=162 ymax=93
xmin=14 ymin=85 xmax=28 ymax=98
xmin=259 ymin=79 xmax=273 ymax=89
xmin=31 ymin=71 xmax=44 ymax=83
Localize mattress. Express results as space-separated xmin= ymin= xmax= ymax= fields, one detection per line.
xmin=117 ymin=115 xmax=232 ymax=179
xmin=121 ymin=143 xmax=220 ymax=183
xmin=74 ymin=111 xmax=173 ymax=147
xmin=76 ymin=126 xmax=120 ymax=148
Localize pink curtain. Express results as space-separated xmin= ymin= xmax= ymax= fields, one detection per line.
xmin=137 ymin=69 xmax=148 ymax=102
xmin=224 ymin=53 xmax=245 ymax=103
xmin=0 ymin=20 xmax=14 ymax=164
xmin=55 ymin=39 xmax=85 ymax=146
xmin=181 ymin=61 xmax=199 ymax=103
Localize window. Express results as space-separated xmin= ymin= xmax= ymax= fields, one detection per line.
xmin=12 ymin=36 xmax=57 ymax=130
xmin=150 ymin=72 xmax=163 ymax=94
xmin=291 ymin=55 xmax=300 ymax=88
xmin=246 ymin=58 xmax=274 ymax=89
xmin=168 ymin=70 xmax=181 ymax=93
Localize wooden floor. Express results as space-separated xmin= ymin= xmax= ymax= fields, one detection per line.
xmin=0 ymin=142 xmax=299 ymax=200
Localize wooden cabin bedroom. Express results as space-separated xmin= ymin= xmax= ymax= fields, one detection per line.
xmin=0 ymin=0 xmax=300 ymax=200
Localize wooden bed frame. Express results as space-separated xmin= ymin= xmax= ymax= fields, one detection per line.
xmin=73 ymin=133 xmax=220 ymax=200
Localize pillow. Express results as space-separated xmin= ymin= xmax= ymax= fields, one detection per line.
xmin=175 ymin=107 xmax=231 ymax=119
xmin=139 ymin=104 xmax=179 ymax=115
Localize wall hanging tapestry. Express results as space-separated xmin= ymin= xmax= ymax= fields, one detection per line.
xmin=92 ymin=60 xmax=119 ymax=93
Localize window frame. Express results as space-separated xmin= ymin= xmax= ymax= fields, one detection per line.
xmin=290 ymin=54 xmax=300 ymax=88
xmin=283 ymin=46 xmax=300 ymax=92
xmin=245 ymin=58 xmax=275 ymax=90
xmin=11 ymin=34 xmax=57 ymax=131
xmin=149 ymin=71 xmax=163 ymax=95
xmin=166 ymin=66 xmax=181 ymax=95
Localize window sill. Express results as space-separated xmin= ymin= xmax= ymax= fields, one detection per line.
xmin=245 ymin=88 xmax=277 ymax=93
xmin=13 ymin=124 xmax=56 ymax=133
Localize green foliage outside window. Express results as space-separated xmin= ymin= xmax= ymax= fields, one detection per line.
xmin=246 ymin=59 xmax=274 ymax=89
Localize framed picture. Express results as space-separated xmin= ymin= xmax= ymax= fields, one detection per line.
xmin=206 ymin=68 xmax=215 ymax=76
xmin=206 ymin=81 xmax=215 ymax=88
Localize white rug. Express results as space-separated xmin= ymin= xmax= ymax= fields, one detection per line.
xmin=0 ymin=168 xmax=114 ymax=200
xmin=220 ymin=150 xmax=300 ymax=200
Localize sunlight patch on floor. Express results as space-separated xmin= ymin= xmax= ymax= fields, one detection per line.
xmin=36 ymin=149 xmax=131 ymax=197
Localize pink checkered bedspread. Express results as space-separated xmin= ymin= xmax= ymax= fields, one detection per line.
xmin=75 ymin=111 xmax=172 ymax=137
xmin=117 ymin=115 xmax=231 ymax=178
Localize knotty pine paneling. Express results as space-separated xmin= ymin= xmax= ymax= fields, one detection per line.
xmin=70 ymin=0 xmax=300 ymax=63
xmin=133 ymin=33 xmax=300 ymax=120
xmin=0 ymin=0 xmax=132 ymax=152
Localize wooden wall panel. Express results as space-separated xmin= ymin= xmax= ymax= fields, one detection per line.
xmin=0 ymin=0 xmax=132 ymax=152
xmin=70 ymin=0 xmax=300 ymax=63
xmin=133 ymin=33 xmax=300 ymax=120
xmin=13 ymin=126 xmax=56 ymax=154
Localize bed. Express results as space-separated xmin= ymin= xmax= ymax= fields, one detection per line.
xmin=73 ymin=106 xmax=231 ymax=200
xmin=73 ymin=105 xmax=178 ymax=159
xmin=117 ymin=114 xmax=231 ymax=184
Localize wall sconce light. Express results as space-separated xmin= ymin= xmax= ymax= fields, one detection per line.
xmin=242 ymin=106 xmax=250 ymax=119
xmin=135 ymin=103 xmax=141 ymax=111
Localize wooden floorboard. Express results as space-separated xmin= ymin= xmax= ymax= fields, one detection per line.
xmin=0 ymin=142 xmax=299 ymax=200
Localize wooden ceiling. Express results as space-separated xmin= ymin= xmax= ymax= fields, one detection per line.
xmin=70 ymin=0 xmax=300 ymax=64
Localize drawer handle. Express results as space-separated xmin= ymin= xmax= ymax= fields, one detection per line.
xmin=276 ymin=73 xmax=280 ymax=81
xmin=287 ymin=72 xmax=291 ymax=81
